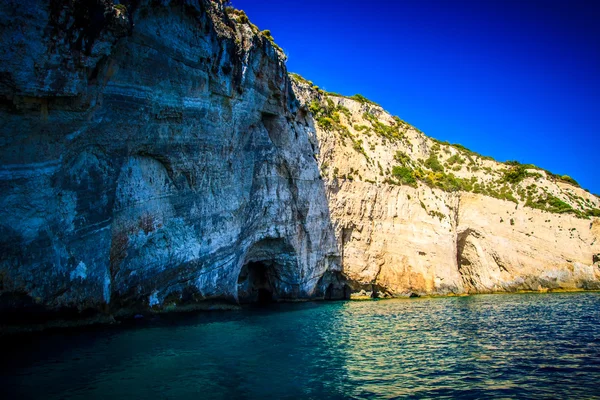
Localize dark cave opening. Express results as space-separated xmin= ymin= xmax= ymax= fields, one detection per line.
xmin=324 ymin=283 xmax=352 ymax=300
xmin=325 ymin=283 xmax=335 ymax=300
xmin=257 ymin=288 xmax=273 ymax=304
xmin=237 ymin=261 xmax=275 ymax=305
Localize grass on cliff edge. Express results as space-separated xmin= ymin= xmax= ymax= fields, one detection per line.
xmin=294 ymin=73 xmax=598 ymax=216
xmin=291 ymin=69 xmax=591 ymax=188
xmin=292 ymin=73 xmax=590 ymax=197
xmin=224 ymin=6 xmax=285 ymax=56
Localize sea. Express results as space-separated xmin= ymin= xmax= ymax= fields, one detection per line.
xmin=2 ymin=292 xmax=600 ymax=399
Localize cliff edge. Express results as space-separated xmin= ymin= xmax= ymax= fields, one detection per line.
xmin=291 ymin=77 xmax=600 ymax=297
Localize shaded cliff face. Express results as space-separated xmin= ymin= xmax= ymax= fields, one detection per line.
xmin=292 ymin=80 xmax=600 ymax=297
xmin=0 ymin=0 xmax=340 ymax=324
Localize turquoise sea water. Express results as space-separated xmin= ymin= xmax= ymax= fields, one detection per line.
xmin=2 ymin=292 xmax=600 ymax=399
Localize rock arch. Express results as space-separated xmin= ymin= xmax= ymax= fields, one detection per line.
xmin=311 ymin=269 xmax=351 ymax=300
xmin=237 ymin=238 xmax=299 ymax=303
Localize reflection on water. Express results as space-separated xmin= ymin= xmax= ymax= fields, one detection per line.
xmin=2 ymin=292 xmax=600 ymax=399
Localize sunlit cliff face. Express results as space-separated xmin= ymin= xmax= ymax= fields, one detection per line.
xmin=291 ymin=79 xmax=600 ymax=297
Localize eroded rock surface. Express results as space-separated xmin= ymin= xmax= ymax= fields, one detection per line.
xmin=291 ymin=80 xmax=600 ymax=296
xmin=0 ymin=0 xmax=340 ymax=325
xmin=1 ymin=1 xmax=599 ymax=330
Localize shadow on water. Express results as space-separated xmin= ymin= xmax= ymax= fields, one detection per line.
xmin=0 ymin=300 xmax=343 ymax=370
xmin=1 ymin=300 xmax=352 ymax=399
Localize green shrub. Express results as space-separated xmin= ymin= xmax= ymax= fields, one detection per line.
xmin=502 ymin=164 xmax=528 ymax=184
xmin=309 ymin=100 xmax=322 ymax=115
xmin=259 ymin=30 xmax=285 ymax=54
xmin=226 ymin=8 xmax=250 ymax=24
xmin=326 ymin=97 xmax=335 ymax=109
xmin=349 ymin=94 xmax=380 ymax=106
xmin=587 ymin=208 xmax=600 ymax=217
xmin=316 ymin=117 xmax=335 ymax=131
xmin=505 ymin=160 xmax=522 ymax=166
xmin=558 ymin=175 xmax=580 ymax=187
xmin=331 ymin=112 xmax=340 ymax=123
xmin=429 ymin=210 xmax=446 ymax=221
xmin=545 ymin=195 xmax=573 ymax=213
xmin=337 ymin=105 xmax=352 ymax=119
xmin=446 ymin=154 xmax=465 ymax=165
xmin=394 ymin=151 xmax=412 ymax=167
xmin=452 ymin=143 xmax=473 ymax=153
xmin=391 ymin=166 xmax=416 ymax=186
xmin=361 ymin=112 xmax=405 ymax=142
xmin=290 ymin=73 xmax=314 ymax=87
xmin=435 ymin=173 xmax=464 ymax=192
xmin=392 ymin=115 xmax=409 ymax=127
xmin=525 ymin=193 xmax=574 ymax=214
xmin=424 ymin=154 xmax=444 ymax=172
xmin=352 ymin=139 xmax=369 ymax=160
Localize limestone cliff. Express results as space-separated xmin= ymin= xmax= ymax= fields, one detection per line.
xmin=0 ymin=0 xmax=341 ymax=327
xmin=1 ymin=1 xmax=599 ymax=330
xmin=291 ymin=78 xmax=600 ymax=297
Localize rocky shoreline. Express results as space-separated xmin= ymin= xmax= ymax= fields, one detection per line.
xmin=0 ymin=0 xmax=598 ymax=332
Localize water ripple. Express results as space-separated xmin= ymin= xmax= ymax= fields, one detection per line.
xmin=2 ymin=293 xmax=600 ymax=399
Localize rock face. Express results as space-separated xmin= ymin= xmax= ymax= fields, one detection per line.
xmin=0 ymin=0 xmax=340 ymax=324
xmin=1 ymin=0 xmax=599 ymax=328
xmin=291 ymin=81 xmax=600 ymax=296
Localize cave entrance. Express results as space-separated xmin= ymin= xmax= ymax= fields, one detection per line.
xmin=237 ymin=261 xmax=275 ymax=305
xmin=324 ymin=283 xmax=352 ymax=300
xmin=236 ymin=238 xmax=299 ymax=304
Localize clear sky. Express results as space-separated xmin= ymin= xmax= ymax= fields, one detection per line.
xmin=232 ymin=0 xmax=600 ymax=194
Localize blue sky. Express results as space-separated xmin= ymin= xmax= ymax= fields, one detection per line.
xmin=232 ymin=0 xmax=600 ymax=194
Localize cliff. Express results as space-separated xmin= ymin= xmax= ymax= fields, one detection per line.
xmin=0 ymin=0 xmax=342 ymax=329
xmin=0 ymin=1 xmax=599 ymax=330
xmin=291 ymin=79 xmax=600 ymax=297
